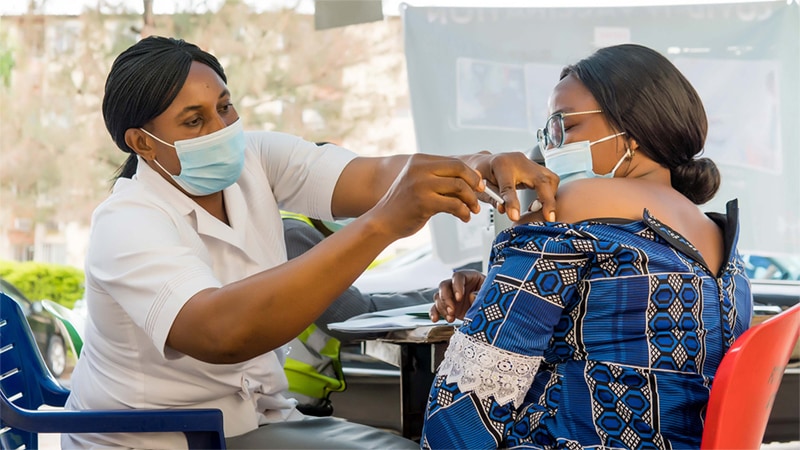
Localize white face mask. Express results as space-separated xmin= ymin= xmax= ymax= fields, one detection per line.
xmin=140 ymin=119 xmax=245 ymax=196
xmin=543 ymin=132 xmax=630 ymax=184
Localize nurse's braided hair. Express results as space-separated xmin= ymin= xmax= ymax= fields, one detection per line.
xmin=103 ymin=36 xmax=226 ymax=181
xmin=561 ymin=43 xmax=720 ymax=205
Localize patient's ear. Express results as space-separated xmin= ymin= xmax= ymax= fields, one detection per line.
xmin=628 ymin=137 xmax=640 ymax=153
xmin=125 ymin=128 xmax=156 ymax=161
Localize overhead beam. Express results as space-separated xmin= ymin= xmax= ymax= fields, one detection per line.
xmin=314 ymin=0 xmax=384 ymax=30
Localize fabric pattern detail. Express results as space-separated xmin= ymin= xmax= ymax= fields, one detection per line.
xmin=438 ymin=331 xmax=542 ymax=408
xmin=586 ymin=361 xmax=666 ymax=450
xmin=422 ymin=202 xmax=753 ymax=449
xmin=718 ymin=275 xmax=737 ymax=349
xmin=646 ymin=273 xmax=705 ymax=371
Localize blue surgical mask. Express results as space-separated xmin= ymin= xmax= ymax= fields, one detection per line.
xmin=543 ymin=132 xmax=630 ymax=184
xmin=140 ymin=119 xmax=246 ymax=196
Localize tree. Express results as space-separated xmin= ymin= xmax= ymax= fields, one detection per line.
xmin=147 ymin=1 xmax=405 ymax=151
xmin=0 ymin=1 xmax=407 ymax=264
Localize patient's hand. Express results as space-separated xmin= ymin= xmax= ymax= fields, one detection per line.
xmin=430 ymin=269 xmax=486 ymax=323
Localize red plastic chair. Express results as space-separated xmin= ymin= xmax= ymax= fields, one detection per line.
xmin=701 ymin=303 xmax=800 ymax=449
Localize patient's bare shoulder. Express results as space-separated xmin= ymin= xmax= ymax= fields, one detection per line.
xmin=515 ymin=178 xmax=688 ymax=226
xmin=555 ymin=178 xmax=648 ymax=224
xmin=514 ymin=178 xmax=640 ymax=225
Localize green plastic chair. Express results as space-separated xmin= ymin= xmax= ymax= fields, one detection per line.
xmin=40 ymin=300 xmax=84 ymax=357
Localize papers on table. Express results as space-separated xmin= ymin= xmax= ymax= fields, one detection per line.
xmin=328 ymin=303 xmax=462 ymax=333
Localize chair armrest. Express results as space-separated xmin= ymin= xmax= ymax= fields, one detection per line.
xmin=1 ymin=400 xmax=225 ymax=449
xmin=39 ymin=377 xmax=71 ymax=407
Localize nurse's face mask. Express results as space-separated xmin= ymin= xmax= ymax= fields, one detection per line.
xmin=140 ymin=119 xmax=246 ymax=196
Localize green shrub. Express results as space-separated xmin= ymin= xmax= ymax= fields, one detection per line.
xmin=0 ymin=260 xmax=84 ymax=308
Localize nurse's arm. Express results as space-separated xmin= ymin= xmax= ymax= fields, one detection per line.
xmin=167 ymin=154 xmax=481 ymax=364
xmin=331 ymin=152 xmax=559 ymax=223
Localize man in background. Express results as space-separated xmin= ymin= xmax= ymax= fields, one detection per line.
xmin=281 ymin=211 xmax=436 ymax=416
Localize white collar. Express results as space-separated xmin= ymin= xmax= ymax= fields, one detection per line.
xmin=131 ymin=156 xmax=250 ymax=250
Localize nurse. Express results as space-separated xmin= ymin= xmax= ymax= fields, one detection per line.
xmin=63 ymin=35 xmax=559 ymax=449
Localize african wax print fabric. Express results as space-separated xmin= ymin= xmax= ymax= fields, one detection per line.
xmin=422 ymin=200 xmax=752 ymax=449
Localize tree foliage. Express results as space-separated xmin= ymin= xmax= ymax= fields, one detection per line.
xmin=0 ymin=1 xmax=405 ymax=238
xmin=0 ymin=260 xmax=85 ymax=307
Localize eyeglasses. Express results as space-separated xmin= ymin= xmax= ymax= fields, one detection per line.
xmin=536 ymin=110 xmax=603 ymax=151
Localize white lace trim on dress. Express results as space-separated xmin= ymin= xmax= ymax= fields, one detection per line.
xmin=437 ymin=331 xmax=542 ymax=408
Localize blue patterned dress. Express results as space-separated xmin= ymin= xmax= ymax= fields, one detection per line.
xmin=422 ymin=200 xmax=752 ymax=449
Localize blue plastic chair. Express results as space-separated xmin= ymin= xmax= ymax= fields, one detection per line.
xmin=0 ymin=293 xmax=227 ymax=449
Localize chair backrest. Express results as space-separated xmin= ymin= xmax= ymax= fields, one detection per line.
xmin=284 ymin=324 xmax=346 ymax=417
xmin=0 ymin=292 xmax=71 ymax=447
xmin=0 ymin=292 xmax=226 ymax=449
xmin=40 ymin=299 xmax=85 ymax=356
xmin=701 ymin=303 xmax=800 ymax=449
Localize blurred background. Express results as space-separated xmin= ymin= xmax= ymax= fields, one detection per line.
xmin=0 ymin=1 xmax=798 ymax=445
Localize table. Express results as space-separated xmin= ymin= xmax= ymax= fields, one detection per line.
xmin=361 ymin=325 xmax=455 ymax=441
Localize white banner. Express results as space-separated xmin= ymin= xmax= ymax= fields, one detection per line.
xmin=403 ymin=2 xmax=800 ymax=264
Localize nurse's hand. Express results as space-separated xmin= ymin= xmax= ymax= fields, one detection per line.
xmin=367 ymin=154 xmax=485 ymax=239
xmin=430 ymin=269 xmax=486 ymax=323
xmin=461 ymin=151 xmax=559 ymax=223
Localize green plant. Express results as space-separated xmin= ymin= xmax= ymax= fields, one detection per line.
xmin=0 ymin=37 xmax=13 ymax=88
xmin=0 ymin=260 xmax=84 ymax=308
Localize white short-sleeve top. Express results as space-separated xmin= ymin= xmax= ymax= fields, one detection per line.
xmin=63 ymin=132 xmax=356 ymax=449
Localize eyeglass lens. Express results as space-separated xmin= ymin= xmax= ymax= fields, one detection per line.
xmin=538 ymin=114 xmax=564 ymax=150
xmin=548 ymin=115 xmax=564 ymax=149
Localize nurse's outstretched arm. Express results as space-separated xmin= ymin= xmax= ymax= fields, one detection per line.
xmin=168 ymin=154 xmax=481 ymax=363
xmin=331 ymin=151 xmax=559 ymax=223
